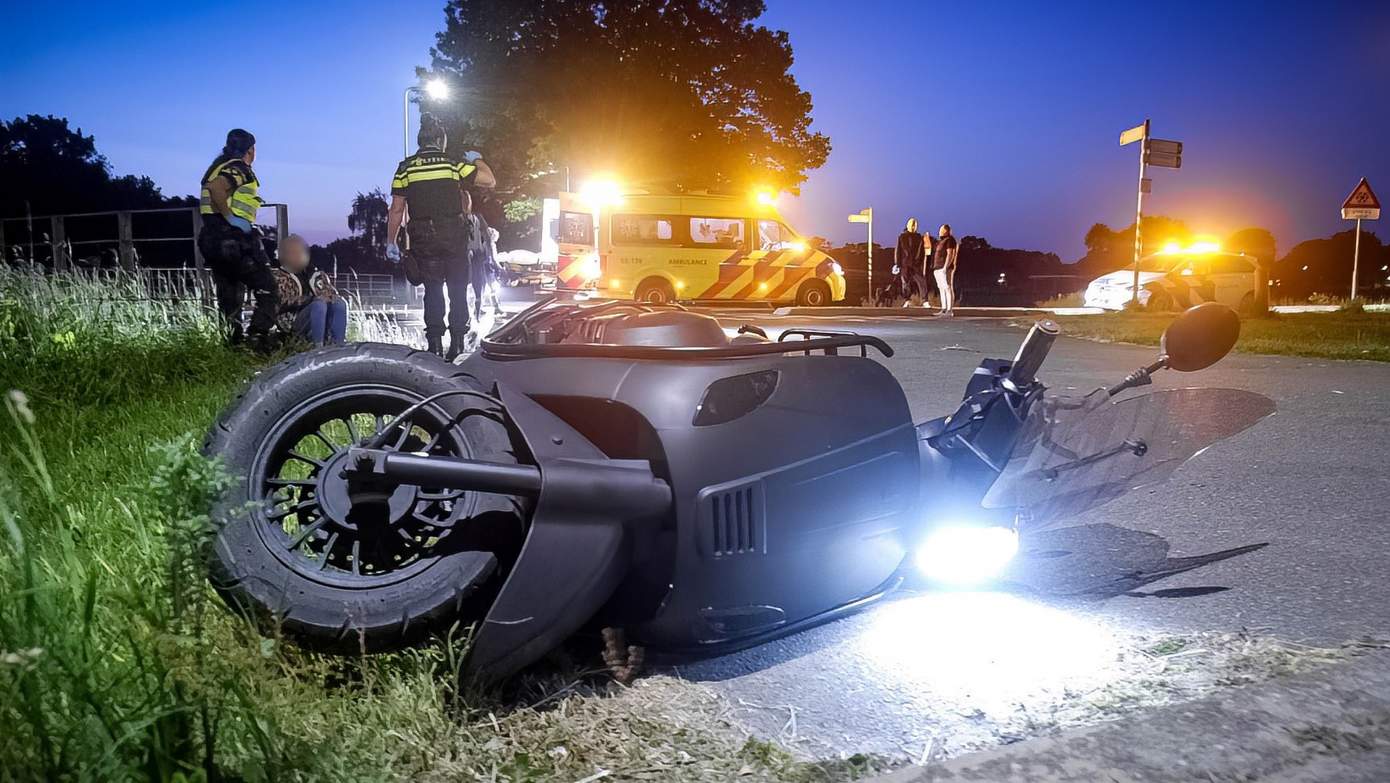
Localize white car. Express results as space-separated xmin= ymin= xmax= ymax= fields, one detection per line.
xmin=1083 ymin=248 xmax=1258 ymax=311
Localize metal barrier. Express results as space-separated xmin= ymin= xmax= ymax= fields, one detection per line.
xmin=1 ymin=204 xmax=289 ymax=274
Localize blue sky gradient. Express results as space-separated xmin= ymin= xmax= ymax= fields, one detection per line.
xmin=3 ymin=0 xmax=1388 ymax=258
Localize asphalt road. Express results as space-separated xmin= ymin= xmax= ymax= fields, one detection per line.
xmin=665 ymin=310 xmax=1390 ymax=758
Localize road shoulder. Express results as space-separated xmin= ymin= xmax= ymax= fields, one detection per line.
xmin=866 ymin=651 xmax=1390 ymax=782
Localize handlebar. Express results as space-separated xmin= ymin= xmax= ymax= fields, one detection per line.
xmin=1006 ymin=319 xmax=1059 ymax=390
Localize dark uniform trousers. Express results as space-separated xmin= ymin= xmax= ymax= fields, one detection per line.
xmin=409 ymin=216 xmax=471 ymax=340
xmin=197 ymin=215 xmax=278 ymax=342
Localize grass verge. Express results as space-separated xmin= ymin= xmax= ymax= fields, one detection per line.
xmin=1024 ymin=310 xmax=1390 ymax=362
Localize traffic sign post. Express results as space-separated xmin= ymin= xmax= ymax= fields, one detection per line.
xmin=848 ymin=207 xmax=873 ymax=296
xmin=1341 ymin=178 xmax=1381 ymax=301
xmin=1119 ymin=120 xmax=1184 ymax=305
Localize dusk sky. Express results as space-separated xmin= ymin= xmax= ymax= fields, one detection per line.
xmin=4 ymin=0 xmax=1389 ymax=259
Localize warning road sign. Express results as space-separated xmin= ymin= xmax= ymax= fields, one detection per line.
xmin=1341 ymin=178 xmax=1381 ymax=221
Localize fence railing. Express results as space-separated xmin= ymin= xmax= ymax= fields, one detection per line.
xmin=1 ymin=205 xmax=289 ymax=274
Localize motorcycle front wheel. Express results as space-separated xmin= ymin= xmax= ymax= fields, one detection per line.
xmin=204 ymin=343 xmax=530 ymax=654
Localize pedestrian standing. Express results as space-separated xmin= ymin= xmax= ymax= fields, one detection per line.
xmin=458 ymin=190 xmax=494 ymax=359
xmin=933 ymin=224 xmax=959 ymax=316
xmin=197 ymin=129 xmax=279 ymax=350
xmin=894 ymin=218 xmax=927 ymax=303
xmin=384 ymin=113 xmax=496 ymax=358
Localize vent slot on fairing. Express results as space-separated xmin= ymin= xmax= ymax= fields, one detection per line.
xmin=701 ymin=481 xmax=766 ymax=557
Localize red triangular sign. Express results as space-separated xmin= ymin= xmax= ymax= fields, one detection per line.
xmin=1343 ymin=178 xmax=1381 ymax=210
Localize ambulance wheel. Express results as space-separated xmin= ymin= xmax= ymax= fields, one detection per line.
xmin=204 ymin=343 xmax=530 ymax=654
xmin=635 ymin=278 xmax=676 ymax=305
xmin=797 ymin=279 xmax=832 ymax=307
xmin=1145 ymin=289 xmax=1175 ymax=312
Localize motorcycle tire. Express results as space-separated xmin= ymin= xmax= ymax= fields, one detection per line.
xmin=204 ymin=342 xmax=530 ymax=654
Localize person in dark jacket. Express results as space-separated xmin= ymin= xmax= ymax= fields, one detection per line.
xmin=197 ymin=129 xmax=278 ymax=349
xmin=894 ymin=218 xmax=928 ymax=302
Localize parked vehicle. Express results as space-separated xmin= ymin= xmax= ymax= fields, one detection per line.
xmin=543 ymin=189 xmax=846 ymax=306
xmin=1084 ymin=245 xmax=1259 ymax=311
xmin=204 ymin=301 xmax=1272 ymax=681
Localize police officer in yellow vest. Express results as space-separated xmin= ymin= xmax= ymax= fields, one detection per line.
xmin=197 ymin=128 xmax=278 ymax=348
xmin=385 ymin=113 xmax=495 ymax=358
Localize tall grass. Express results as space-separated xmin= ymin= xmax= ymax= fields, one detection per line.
xmin=0 ymin=267 xmax=248 ymax=407
xmin=0 ymin=269 xmax=872 ymax=781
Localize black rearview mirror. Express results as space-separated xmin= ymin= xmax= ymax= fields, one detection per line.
xmin=1161 ymin=303 xmax=1241 ymax=372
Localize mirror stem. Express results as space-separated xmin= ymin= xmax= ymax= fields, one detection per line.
xmin=1108 ymin=356 xmax=1169 ymax=397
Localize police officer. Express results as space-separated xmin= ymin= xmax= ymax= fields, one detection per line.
xmin=385 ymin=113 xmax=496 ymax=358
xmin=197 ymin=128 xmax=278 ymax=348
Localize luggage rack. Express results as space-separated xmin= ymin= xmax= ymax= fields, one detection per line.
xmin=777 ymin=328 xmax=882 ymax=357
xmin=480 ymin=332 xmax=892 ymax=360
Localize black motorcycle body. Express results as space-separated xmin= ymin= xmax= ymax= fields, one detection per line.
xmin=205 ymin=298 xmax=1270 ymax=682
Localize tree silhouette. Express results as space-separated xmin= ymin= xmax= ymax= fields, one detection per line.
xmin=1225 ymin=227 xmax=1276 ymax=265
xmin=347 ymin=188 xmax=389 ymax=249
xmin=426 ymin=0 xmax=830 ymax=203
xmin=0 ymin=114 xmax=187 ymax=216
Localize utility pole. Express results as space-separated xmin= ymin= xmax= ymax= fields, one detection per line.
xmin=1130 ymin=119 xmax=1149 ymax=306
xmin=1119 ymin=120 xmax=1182 ymax=306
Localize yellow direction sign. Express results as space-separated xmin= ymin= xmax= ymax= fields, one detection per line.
xmin=1342 ymin=178 xmax=1381 ymax=221
xmin=1119 ymin=123 xmax=1147 ymax=146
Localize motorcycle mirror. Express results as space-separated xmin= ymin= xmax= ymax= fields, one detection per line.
xmin=1160 ymin=303 xmax=1241 ymax=372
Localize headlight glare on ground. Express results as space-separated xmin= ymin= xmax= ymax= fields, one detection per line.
xmin=914 ymin=525 xmax=1019 ymax=586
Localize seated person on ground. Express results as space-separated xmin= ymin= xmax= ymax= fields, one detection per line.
xmin=275 ymin=234 xmax=347 ymax=347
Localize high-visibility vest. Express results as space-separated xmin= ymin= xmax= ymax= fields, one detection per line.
xmin=200 ymin=159 xmax=262 ymax=224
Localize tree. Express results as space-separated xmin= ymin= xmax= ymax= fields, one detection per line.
xmin=1273 ymin=229 xmax=1383 ymax=300
xmin=1225 ymin=227 xmax=1276 ymax=265
xmin=0 ymin=115 xmax=187 ymax=217
xmin=347 ymin=189 xmax=389 ymax=250
xmin=1074 ymin=216 xmax=1193 ymax=274
xmin=427 ymin=0 xmax=830 ymax=207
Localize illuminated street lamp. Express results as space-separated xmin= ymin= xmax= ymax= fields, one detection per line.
xmin=403 ymin=77 xmax=451 ymax=157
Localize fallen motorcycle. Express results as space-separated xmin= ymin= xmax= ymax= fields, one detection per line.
xmin=205 ymin=299 xmax=1273 ymax=681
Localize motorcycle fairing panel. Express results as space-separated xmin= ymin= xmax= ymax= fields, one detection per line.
xmin=462 ymin=348 xmax=921 ymax=679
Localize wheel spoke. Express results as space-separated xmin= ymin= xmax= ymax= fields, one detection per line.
xmin=421 ymin=428 xmax=445 ymax=453
xmin=319 ymin=532 xmax=339 ymax=570
xmin=344 ymin=416 xmax=360 ymax=444
xmin=309 ymin=430 xmax=336 ymax=451
xmin=267 ymin=477 xmax=316 ymax=488
xmin=392 ymin=418 xmax=414 ymax=450
xmin=286 ymin=517 xmax=329 ymax=550
xmin=350 ymin=539 xmax=361 ymax=575
xmin=268 ymin=499 xmax=317 ymax=520
xmin=286 ymin=450 xmax=325 ymax=470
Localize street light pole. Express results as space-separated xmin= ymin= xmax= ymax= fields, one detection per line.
xmin=402 ymin=86 xmax=414 ymax=159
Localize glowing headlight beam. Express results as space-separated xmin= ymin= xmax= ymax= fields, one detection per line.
xmin=914 ymin=525 xmax=1019 ymax=586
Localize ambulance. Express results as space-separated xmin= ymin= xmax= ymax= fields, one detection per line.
xmin=543 ymin=189 xmax=846 ymax=306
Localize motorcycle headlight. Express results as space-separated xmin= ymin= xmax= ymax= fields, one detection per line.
xmin=915 ymin=525 xmax=1018 ymax=586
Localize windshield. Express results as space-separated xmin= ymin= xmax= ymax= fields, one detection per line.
xmin=982 ymin=388 xmax=1275 ymax=530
